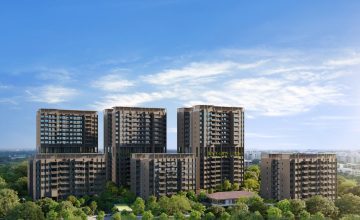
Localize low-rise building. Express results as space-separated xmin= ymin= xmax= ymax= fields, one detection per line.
xmin=260 ymin=153 xmax=337 ymax=201
xmin=130 ymin=153 xmax=196 ymax=199
xmin=207 ymin=191 xmax=255 ymax=206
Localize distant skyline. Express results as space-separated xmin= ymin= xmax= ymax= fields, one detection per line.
xmin=0 ymin=1 xmax=359 ymax=150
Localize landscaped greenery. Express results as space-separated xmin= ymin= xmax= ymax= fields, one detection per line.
xmin=2 ymin=161 xmax=360 ymax=219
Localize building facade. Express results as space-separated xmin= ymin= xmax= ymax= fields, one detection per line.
xmin=177 ymin=105 xmax=245 ymax=191
xmin=104 ymin=107 xmax=167 ymax=186
xmin=260 ymin=153 xmax=337 ymax=201
xmin=29 ymin=109 xmax=105 ymax=200
xmin=36 ymin=109 xmax=98 ymax=154
xmin=28 ymin=154 xmax=106 ymax=200
xmin=130 ymin=153 xmax=196 ymax=199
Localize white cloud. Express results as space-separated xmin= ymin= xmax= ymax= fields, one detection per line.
xmin=143 ymin=60 xmax=266 ymax=85
xmin=36 ymin=68 xmax=73 ymax=81
xmin=92 ymin=48 xmax=354 ymax=117
xmin=26 ymin=85 xmax=77 ymax=104
xmin=185 ymin=77 xmax=342 ymax=116
xmin=325 ymin=54 xmax=360 ymax=66
xmin=93 ymin=91 xmax=176 ymax=110
xmin=92 ymin=74 xmax=134 ymax=92
xmin=0 ymin=98 xmax=17 ymax=105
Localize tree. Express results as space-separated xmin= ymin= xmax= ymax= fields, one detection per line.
xmin=0 ymin=188 xmax=19 ymax=217
xmin=306 ymin=195 xmax=339 ymax=218
xmin=131 ymin=197 xmax=145 ymax=215
xmin=204 ymin=212 xmax=216 ymax=220
xmin=186 ymin=191 xmax=197 ymax=201
xmin=121 ymin=189 xmax=136 ymax=204
xmin=191 ymin=201 xmax=206 ymax=215
xmin=244 ymin=171 xmax=259 ymax=181
xmin=73 ymin=209 xmax=87 ymax=220
xmin=46 ymin=210 xmax=58 ymax=220
xmin=299 ymin=210 xmax=311 ymax=220
xmin=245 ymin=195 xmax=267 ymax=216
xmin=267 ymin=206 xmax=282 ymax=220
xmin=106 ymin=181 xmax=119 ymax=195
xmin=338 ymin=176 xmax=357 ymax=196
xmin=142 ymin=210 xmax=153 ymax=220
xmin=111 ymin=212 xmax=121 ymax=220
xmin=276 ymin=199 xmax=291 ymax=213
xmin=197 ymin=190 xmax=207 ymax=202
xmin=146 ymin=196 xmax=160 ymax=215
xmin=310 ymin=212 xmax=325 ymax=220
xmin=247 ymin=211 xmax=264 ymax=220
xmin=13 ymin=176 xmax=28 ymax=197
xmin=231 ymin=201 xmax=249 ymax=213
xmin=6 ymin=201 xmax=45 ymax=220
xmin=67 ymin=195 xmax=78 ymax=206
xmin=290 ymin=199 xmax=306 ymax=217
xmin=283 ymin=211 xmax=295 ymax=220
xmin=78 ymin=198 xmax=85 ymax=206
xmin=82 ymin=206 xmax=92 ymax=215
xmin=174 ymin=211 xmax=186 ymax=220
xmin=122 ymin=213 xmax=136 ymax=220
xmin=232 ymin=182 xmax=240 ymax=191
xmin=90 ymin=201 xmax=98 ymax=215
xmin=0 ymin=176 xmax=7 ymax=189
xmin=189 ymin=210 xmax=202 ymax=220
xmin=158 ymin=195 xmax=191 ymax=215
xmin=207 ymin=205 xmax=225 ymax=218
xmin=57 ymin=201 xmax=76 ymax=219
xmin=340 ymin=214 xmax=360 ymax=220
xmin=243 ymin=179 xmax=260 ymax=192
xmin=158 ymin=213 xmax=169 ymax=220
xmin=37 ymin=197 xmax=59 ymax=214
xmin=97 ymin=211 xmax=105 ymax=220
xmin=223 ymin=179 xmax=232 ymax=191
xmin=336 ymin=193 xmax=360 ymax=216
xmin=348 ymin=186 xmax=360 ymax=197
xmin=220 ymin=211 xmax=231 ymax=220
xmin=247 ymin=165 xmax=260 ymax=177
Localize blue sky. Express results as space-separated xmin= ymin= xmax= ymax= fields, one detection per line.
xmin=0 ymin=0 xmax=359 ymax=151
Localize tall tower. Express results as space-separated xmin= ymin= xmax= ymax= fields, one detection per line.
xmin=36 ymin=109 xmax=98 ymax=153
xmin=104 ymin=107 xmax=167 ymax=186
xmin=177 ymin=105 xmax=245 ymax=191
xmin=29 ymin=109 xmax=106 ymax=200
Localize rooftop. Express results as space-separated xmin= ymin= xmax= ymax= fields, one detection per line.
xmin=207 ymin=191 xmax=255 ymax=201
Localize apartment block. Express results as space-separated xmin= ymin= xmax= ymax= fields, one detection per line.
xmin=177 ymin=105 xmax=245 ymax=191
xmin=104 ymin=107 xmax=167 ymax=186
xmin=29 ymin=109 xmax=105 ymax=200
xmin=28 ymin=154 xmax=106 ymax=200
xmin=260 ymin=153 xmax=337 ymax=201
xmin=130 ymin=153 xmax=196 ymax=199
xmin=37 ymin=109 xmax=98 ymax=154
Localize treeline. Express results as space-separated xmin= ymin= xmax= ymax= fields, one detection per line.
xmin=2 ymin=161 xmax=360 ymax=219
xmin=0 ymin=160 xmax=28 ymax=198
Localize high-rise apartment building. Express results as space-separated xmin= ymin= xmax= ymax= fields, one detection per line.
xmin=177 ymin=105 xmax=245 ymax=191
xmin=104 ymin=107 xmax=167 ymax=186
xmin=36 ymin=109 xmax=98 ymax=154
xmin=260 ymin=153 xmax=337 ymax=201
xmin=130 ymin=153 xmax=196 ymax=199
xmin=29 ymin=109 xmax=106 ymax=200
